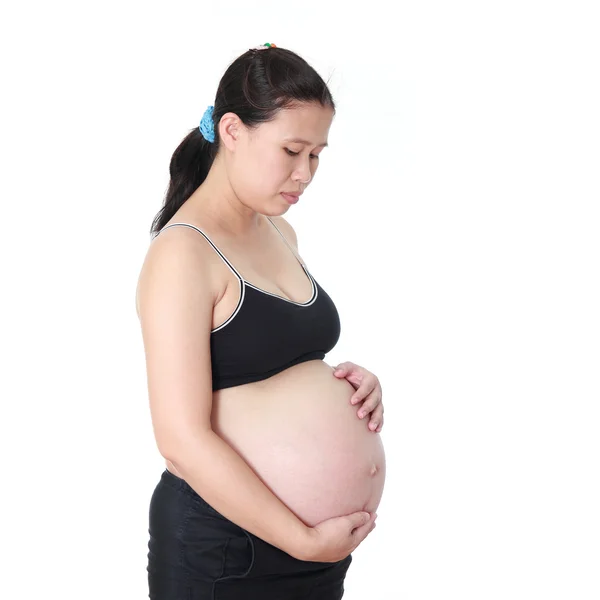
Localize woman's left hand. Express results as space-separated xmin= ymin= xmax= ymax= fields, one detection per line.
xmin=332 ymin=362 xmax=384 ymax=433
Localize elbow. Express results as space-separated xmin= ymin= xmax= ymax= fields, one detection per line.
xmin=156 ymin=427 xmax=213 ymax=466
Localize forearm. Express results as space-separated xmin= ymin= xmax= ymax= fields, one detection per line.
xmin=164 ymin=429 xmax=312 ymax=559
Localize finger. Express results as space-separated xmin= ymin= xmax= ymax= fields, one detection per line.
xmin=351 ymin=513 xmax=378 ymax=545
xmin=356 ymin=392 xmax=381 ymax=419
xmin=351 ymin=519 xmax=373 ymax=541
xmin=368 ymin=404 xmax=384 ymax=431
xmin=333 ymin=362 xmax=351 ymax=376
xmin=350 ymin=387 xmax=371 ymax=405
xmin=369 ymin=515 xmax=378 ymax=533
xmin=349 ymin=511 xmax=371 ymax=528
xmin=375 ymin=415 xmax=384 ymax=432
xmin=350 ymin=378 xmax=377 ymax=405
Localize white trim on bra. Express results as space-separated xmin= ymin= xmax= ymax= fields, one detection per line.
xmin=155 ymin=220 xmax=319 ymax=333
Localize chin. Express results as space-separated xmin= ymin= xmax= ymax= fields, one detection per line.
xmin=272 ymin=198 xmax=291 ymax=214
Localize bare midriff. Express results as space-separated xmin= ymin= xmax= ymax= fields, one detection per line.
xmin=166 ymin=358 xmax=386 ymax=527
xmin=158 ymin=212 xmax=386 ymax=528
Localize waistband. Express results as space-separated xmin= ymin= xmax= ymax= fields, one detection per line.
xmin=159 ymin=467 xmax=222 ymax=514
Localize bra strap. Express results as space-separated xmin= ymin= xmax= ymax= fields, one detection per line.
xmin=156 ymin=222 xmax=244 ymax=281
xmin=266 ymin=217 xmax=307 ymax=267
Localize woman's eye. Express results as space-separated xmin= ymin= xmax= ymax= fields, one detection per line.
xmin=285 ymin=148 xmax=319 ymax=159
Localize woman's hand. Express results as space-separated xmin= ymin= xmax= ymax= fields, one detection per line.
xmin=296 ymin=511 xmax=378 ymax=563
xmin=332 ymin=362 xmax=384 ymax=433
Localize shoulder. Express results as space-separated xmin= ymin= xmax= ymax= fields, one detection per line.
xmin=270 ymin=215 xmax=298 ymax=250
xmin=135 ymin=224 xmax=223 ymax=319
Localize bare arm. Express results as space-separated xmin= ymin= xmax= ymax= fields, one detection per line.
xmin=163 ymin=431 xmax=310 ymax=557
xmin=137 ymin=227 xmax=313 ymax=559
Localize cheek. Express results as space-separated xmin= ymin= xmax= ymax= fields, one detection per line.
xmin=236 ymin=149 xmax=291 ymax=193
xmin=262 ymin=150 xmax=287 ymax=171
xmin=240 ymin=153 xmax=267 ymax=180
xmin=260 ymin=153 xmax=290 ymax=185
xmin=238 ymin=156 xmax=283 ymax=196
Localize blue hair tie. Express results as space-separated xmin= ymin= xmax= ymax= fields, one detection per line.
xmin=199 ymin=105 xmax=215 ymax=143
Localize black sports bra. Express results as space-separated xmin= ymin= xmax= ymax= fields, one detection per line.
xmin=155 ymin=218 xmax=341 ymax=390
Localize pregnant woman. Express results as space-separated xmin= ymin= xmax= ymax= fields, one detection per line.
xmin=136 ymin=43 xmax=386 ymax=599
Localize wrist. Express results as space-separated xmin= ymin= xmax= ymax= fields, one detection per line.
xmin=287 ymin=523 xmax=316 ymax=561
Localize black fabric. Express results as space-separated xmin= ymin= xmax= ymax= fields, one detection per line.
xmin=155 ymin=220 xmax=341 ymax=390
xmin=147 ymin=468 xmax=353 ymax=599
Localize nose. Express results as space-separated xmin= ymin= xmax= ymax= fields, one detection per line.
xmin=294 ymin=161 xmax=312 ymax=185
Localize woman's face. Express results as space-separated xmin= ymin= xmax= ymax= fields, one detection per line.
xmin=227 ymin=103 xmax=334 ymax=212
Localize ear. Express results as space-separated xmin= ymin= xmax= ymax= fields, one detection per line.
xmin=219 ymin=112 xmax=242 ymax=152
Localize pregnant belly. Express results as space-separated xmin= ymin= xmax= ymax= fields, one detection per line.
xmin=207 ymin=359 xmax=386 ymax=527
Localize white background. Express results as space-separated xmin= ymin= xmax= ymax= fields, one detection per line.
xmin=1 ymin=1 xmax=599 ymax=598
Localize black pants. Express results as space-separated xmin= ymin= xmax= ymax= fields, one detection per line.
xmin=147 ymin=468 xmax=353 ymax=599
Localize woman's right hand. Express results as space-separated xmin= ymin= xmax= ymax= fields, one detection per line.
xmin=296 ymin=511 xmax=378 ymax=563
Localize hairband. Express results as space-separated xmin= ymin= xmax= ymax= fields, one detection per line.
xmin=199 ymin=105 xmax=215 ymax=143
xmin=199 ymin=44 xmax=277 ymax=143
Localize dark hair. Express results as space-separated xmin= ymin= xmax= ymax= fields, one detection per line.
xmin=149 ymin=46 xmax=336 ymax=237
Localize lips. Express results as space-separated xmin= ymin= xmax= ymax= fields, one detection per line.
xmin=281 ymin=192 xmax=300 ymax=204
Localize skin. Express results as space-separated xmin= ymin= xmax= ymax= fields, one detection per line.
xmin=185 ymin=101 xmax=333 ymax=236
xmin=181 ymin=102 xmax=385 ymax=432
xmin=152 ymin=101 xmax=385 ymax=560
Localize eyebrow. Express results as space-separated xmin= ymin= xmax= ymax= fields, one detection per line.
xmin=284 ymin=138 xmax=329 ymax=147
